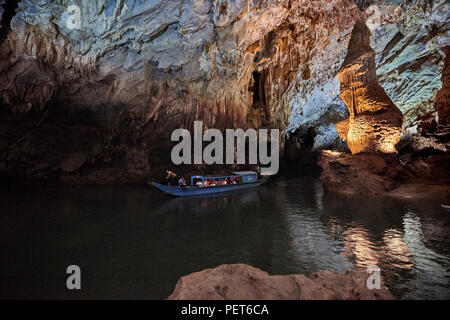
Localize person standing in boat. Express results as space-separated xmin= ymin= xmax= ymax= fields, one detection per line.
xmin=165 ymin=170 xmax=177 ymax=186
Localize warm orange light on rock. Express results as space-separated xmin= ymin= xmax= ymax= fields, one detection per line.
xmin=336 ymin=21 xmax=403 ymax=154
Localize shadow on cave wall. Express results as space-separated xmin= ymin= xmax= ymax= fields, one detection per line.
xmin=0 ymin=0 xmax=20 ymax=43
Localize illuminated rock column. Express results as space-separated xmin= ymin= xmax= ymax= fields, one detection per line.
xmin=336 ymin=21 xmax=403 ymax=153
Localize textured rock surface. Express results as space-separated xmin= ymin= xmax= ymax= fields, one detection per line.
xmin=0 ymin=1 xmax=4 ymax=24
xmin=167 ymin=263 xmax=394 ymax=300
xmin=373 ymin=0 xmax=450 ymax=131
xmin=0 ymin=1 xmax=448 ymax=182
xmin=318 ymin=151 xmax=402 ymax=194
xmin=318 ymin=150 xmax=450 ymax=195
xmin=284 ymin=21 xmax=354 ymax=161
xmin=287 ymin=0 xmax=449 ymax=156
xmin=435 ymin=46 xmax=450 ymax=125
xmin=0 ymin=0 xmax=362 ymax=182
xmin=336 ymin=20 xmax=404 ymax=154
xmin=285 ymin=102 xmax=349 ymax=166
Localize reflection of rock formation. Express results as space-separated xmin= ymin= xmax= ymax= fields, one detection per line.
xmin=167 ymin=263 xmax=394 ymax=300
xmin=398 ymin=211 xmax=450 ymax=299
xmin=336 ymin=21 xmax=404 ymax=153
xmin=280 ymin=175 xmax=353 ymax=273
xmin=342 ymin=224 xmax=414 ymax=271
xmin=321 ymin=191 xmax=450 ymax=298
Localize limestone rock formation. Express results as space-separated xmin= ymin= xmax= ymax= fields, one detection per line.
xmin=435 ymin=46 xmax=450 ymax=126
xmin=167 ymin=263 xmax=394 ymax=300
xmin=0 ymin=0 xmax=362 ymax=182
xmin=287 ymin=0 xmax=449 ymax=156
xmin=336 ymin=21 xmax=404 ymax=154
xmin=318 ymin=151 xmax=401 ymax=194
xmin=0 ymin=1 xmax=447 ymax=182
xmin=318 ymin=149 xmax=450 ymax=195
xmin=373 ymin=0 xmax=450 ymax=130
xmin=285 ymin=102 xmax=349 ymax=166
xmin=0 ymin=1 xmax=4 ymax=24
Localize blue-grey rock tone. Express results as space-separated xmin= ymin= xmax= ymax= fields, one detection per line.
xmin=0 ymin=0 xmax=448 ymax=182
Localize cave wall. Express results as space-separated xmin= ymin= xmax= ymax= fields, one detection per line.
xmin=373 ymin=0 xmax=449 ymax=132
xmin=435 ymin=45 xmax=450 ymax=125
xmin=0 ymin=0 xmax=363 ymax=182
xmin=286 ymin=0 xmax=449 ymax=161
xmin=0 ymin=0 xmax=448 ymax=182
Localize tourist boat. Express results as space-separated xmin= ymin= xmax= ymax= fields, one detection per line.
xmin=149 ymin=171 xmax=269 ymax=197
xmin=441 ymin=204 xmax=450 ymax=212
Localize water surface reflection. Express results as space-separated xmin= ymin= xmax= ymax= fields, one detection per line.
xmin=0 ymin=173 xmax=449 ymax=299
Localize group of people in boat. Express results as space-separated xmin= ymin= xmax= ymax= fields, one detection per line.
xmin=199 ymin=177 xmax=239 ymax=187
xmin=165 ymin=170 xmax=241 ymax=188
xmin=171 ymin=175 xmax=240 ymax=188
xmin=178 ymin=176 xmax=240 ymax=187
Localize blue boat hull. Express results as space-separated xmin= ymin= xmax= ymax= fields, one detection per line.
xmin=150 ymin=178 xmax=268 ymax=197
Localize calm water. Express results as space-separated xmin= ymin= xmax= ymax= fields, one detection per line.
xmin=1 ymin=172 xmax=450 ymax=299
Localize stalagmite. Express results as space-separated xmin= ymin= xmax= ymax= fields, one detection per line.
xmin=336 ymin=21 xmax=404 ymax=154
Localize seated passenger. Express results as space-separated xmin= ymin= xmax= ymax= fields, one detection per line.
xmin=178 ymin=177 xmax=186 ymax=187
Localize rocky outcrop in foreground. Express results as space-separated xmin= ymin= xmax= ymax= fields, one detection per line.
xmin=167 ymin=264 xmax=393 ymax=300
xmin=336 ymin=21 xmax=403 ymax=154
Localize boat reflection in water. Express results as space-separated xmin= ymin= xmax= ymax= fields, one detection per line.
xmin=152 ymin=187 xmax=261 ymax=216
